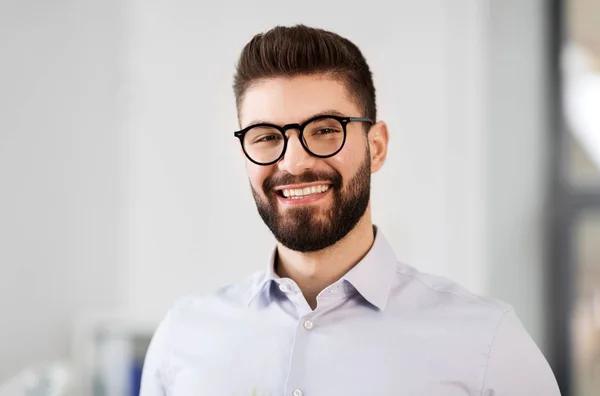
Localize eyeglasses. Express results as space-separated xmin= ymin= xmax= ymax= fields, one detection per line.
xmin=233 ymin=115 xmax=373 ymax=166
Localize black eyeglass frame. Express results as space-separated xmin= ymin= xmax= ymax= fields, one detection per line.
xmin=233 ymin=115 xmax=373 ymax=166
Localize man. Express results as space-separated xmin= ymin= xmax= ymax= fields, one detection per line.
xmin=140 ymin=25 xmax=561 ymax=396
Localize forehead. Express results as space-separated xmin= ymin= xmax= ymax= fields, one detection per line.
xmin=239 ymin=74 xmax=360 ymax=127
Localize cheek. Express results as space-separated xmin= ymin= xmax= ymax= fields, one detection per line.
xmin=343 ymin=129 xmax=368 ymax=156
xmin=245 ymin=162 xmax=269 ymax=192
xmin=331 ymin=139 xmax=368 ymax=177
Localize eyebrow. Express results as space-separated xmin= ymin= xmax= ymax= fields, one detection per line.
xmin=245 ymin=109 xmax=348 ymax=128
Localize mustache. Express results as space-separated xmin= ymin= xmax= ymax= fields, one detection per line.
xmin=263 ymin=170 xmax=343 ymax=191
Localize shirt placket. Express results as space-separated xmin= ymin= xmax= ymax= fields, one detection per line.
xmin=278 ymin=279 xmax=350 ymax=396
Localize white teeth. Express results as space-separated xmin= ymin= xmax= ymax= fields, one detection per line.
xmin=281 ymin=185 xmax=329 ymax=198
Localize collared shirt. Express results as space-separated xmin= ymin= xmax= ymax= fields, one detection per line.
xmin=140 ymin=228 xmax=561 ymax=396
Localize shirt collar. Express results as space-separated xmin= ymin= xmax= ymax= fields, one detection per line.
xmin=247 ymin=226 xmax=398 ymax=311
xmin=246 ymin=248 xmax=279 ymax=306
xmin=341 ymin=227 xmax=398 ymax=310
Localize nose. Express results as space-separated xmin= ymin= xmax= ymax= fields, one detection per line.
xmin=277 ymin=130 xmax=316 ymax=175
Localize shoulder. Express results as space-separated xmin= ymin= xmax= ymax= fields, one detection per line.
xmin=387 ymin=264 xmax=559 ymax=393
xmin=480 ymin=295 xmax=560 ymax=393
xmin=389 ymin=263 xmax=511 ymax=325
xmin=165 ymin=270 xmax=266 ymax=323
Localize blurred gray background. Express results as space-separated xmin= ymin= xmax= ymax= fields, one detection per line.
xmin=0 ymin=0 xmax=598 ymax=395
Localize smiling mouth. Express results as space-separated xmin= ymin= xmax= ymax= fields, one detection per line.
xmin=276 ymin=184 xmax=330 ymax=199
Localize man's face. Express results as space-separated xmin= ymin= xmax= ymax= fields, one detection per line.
xmin=238 ymin=75 xmax=372 ymax=252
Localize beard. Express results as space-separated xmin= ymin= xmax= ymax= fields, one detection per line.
xmin=251 ymin=153 xmax=371 ymax=252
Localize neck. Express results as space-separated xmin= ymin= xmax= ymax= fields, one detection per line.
xmin=275 ymin=206 xmax=375 ymax=309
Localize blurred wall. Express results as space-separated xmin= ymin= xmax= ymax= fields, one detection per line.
xmin=486 ymin=0 xmax=549 ymax=350
xmin=0 ymin=0 xmax=126 ymax=380
xmin=0 ymin=0 xmax=550 ymax=381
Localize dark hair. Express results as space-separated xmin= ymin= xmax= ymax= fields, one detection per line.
xmin=233 ymin=24 xmax=376 ymax=122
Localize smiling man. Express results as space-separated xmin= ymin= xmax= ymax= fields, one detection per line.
xmin=140 ymin=25 xmax=561 ymax=396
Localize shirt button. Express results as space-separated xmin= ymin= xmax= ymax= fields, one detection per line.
xmin=303 ymin=320 xmax=314 ymax=330
xmin=292 ymin=389 xmax=303 ymax=396
xmin=279 ymin=283 xmax=288 ymax=292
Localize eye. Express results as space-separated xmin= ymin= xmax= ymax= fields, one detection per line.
xmin=258 ymin=135 xmax=278 ymax=142
xmin=315 ymin=128 xmax=338 ymax=135
xmin=251 ymin=133 xmax=282 ymax=144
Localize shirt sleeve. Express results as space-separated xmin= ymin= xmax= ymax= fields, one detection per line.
xmin=139 ymin=311 xmax=172 ymax=396
xmin=480 ymin=308 xmax=562 ymax=395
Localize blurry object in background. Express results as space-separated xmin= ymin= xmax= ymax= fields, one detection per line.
xmin=567 ymin=0 xmax=600 ymax=60
xmin=552 ymin=0 xmax=600 ymax=394
xmin=94 ymin=331 xmax=148 ymax=396
xmin=71 ymin=313 xmax=153 ymax=396
xmin=563 ymin=43 xmax=600 ymax=186
xmin=0 ymin=362 xmax=76 ymax=396
xmin=563 ymin=0 xmax=600 ymax=187
xmin=571 ymin=211 xmax=600 ymax=395
xmin=94 ymin=333 xmax=133 ymax=396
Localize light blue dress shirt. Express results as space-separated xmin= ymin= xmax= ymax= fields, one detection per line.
xmin=140 ymin=228 xmax=561 ymax=396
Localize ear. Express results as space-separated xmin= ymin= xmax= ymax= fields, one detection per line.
xmin=367 ymin=121 xmax=389 ymax=173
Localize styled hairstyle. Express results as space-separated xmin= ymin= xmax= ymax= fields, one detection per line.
xmin=233 ymin=24 xmax=376 ymax=122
